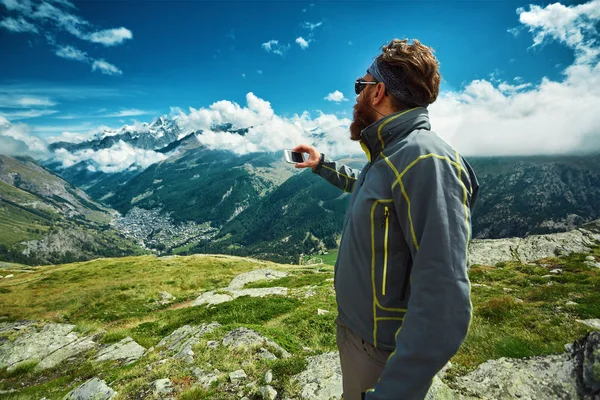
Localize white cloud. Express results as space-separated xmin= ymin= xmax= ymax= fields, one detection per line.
xmin=0 ymin=109 xmax=58 ymax=119
xmin=324 ymin=90 xmax=348 ymax=103
xmin=296 ymin=36 xmax=310 ymax=49
xmin=88 ymin=27 xmax=133 ymax=46
xmin=0 ymin=95 xmax=56 ymax=108
xmin=256 ymin=69 xmax=263 ymax=74
xmin=0 ymin=17 xmax=38 ymax=33
xmin=92 ymin=59 xmax=123 ymax=76
xmin=302 ymin=21 xmax=322 ymax=30
xmin=516 ymin=0 xmax=600 ymax=63
xmin=261 ymin=39 xmax=290 ymax=56
xmin=348 ymin=41 xmax=353 ymax=46
xmin=0 ymin=115 xmax=48 ymax=157
xmin=2 ymin=0 xmax=130 ymax=74
xmin=55 ymin=45 xmax=87 ymax=61
xmin=173 ymin=92 xmax=358 ymax=157
xmin=242 ymin=73 xmax=246 ymax=78
xmin=428 ymin=0 xmax=600 ymax=156
xmin=1 ymin=0 xmax=34 ymax=13
xmin=53 ymin=141 xmax=167 ymax=173
xmin=106 ymin=109 xmax=149 ymax=117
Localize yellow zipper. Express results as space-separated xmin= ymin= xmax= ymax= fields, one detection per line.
xmin=382 ymin=206 xmax=390 ymax=296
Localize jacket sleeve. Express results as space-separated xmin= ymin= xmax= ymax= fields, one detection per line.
xmin=365 ymin=154 xmax=475 ymax=400
xmin=313 ymin=153 xmax=361 ymax=193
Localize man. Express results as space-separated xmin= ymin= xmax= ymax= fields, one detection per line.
xmin=293 ymin=39 xmax=479 ymax=400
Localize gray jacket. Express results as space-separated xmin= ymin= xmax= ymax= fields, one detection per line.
xmin=313 ymin=107 xmax=479 ymax=399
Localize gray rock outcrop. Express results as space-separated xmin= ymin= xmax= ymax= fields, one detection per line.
xmin=63 ymin=377 xmax=116 ymax=400
xmin=192 ymin=269 xmax=289 ymax=307
xmin=455 ymin=330 xmax=600 ymax=399
xmin=292 ymin=352 xmax=343 ymax=400
xmin=222 ymin=327 xmax=291 ymax=358
xmin=0 ymin=323 xmax=96 ymax=371
xmin=156 ymin=322 xmax=221 ymax=360
xmin=94 ymin=337 xmax=145 ymax=364
xmin=470 ymin=220 xmax=600 ymax=266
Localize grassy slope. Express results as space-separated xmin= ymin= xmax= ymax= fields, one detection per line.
xmin=0 ymin=248 xmax=599 ymax=398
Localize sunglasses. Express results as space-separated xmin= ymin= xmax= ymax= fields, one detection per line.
xmin=355 ymin=77 xmax=378 ymax=95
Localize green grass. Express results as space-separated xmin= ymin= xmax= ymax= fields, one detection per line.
xmin=1 ymin=247 xmax=599 ymax=398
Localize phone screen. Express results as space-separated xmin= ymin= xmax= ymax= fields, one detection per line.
xmin=291 ymin=151 xmax=304 ymax=163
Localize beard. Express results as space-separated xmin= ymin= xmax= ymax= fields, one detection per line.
xmin=349 ymin=95 xmax=378 ymax=141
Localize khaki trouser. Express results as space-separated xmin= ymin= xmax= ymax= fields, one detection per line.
xmin=336 ymin=321 xmax=393 ymax=400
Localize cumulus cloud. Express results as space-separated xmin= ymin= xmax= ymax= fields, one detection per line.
xmin=53 ymin=141 xmax=166 ymax=173
xmin=429 ymin=0 xmax=600 ymax=156
xmin=0 ymin=16 xmax=38 ymax=32
xmin=173 ymin=92 xmax=358 ymax=157
xmin=261 ymin=39 xmax=290 ymax=56
xmin=296 ymin=36 xmax=310 ymax=49
xmin=324 ymin=90 xmax=348 ymax=103
xmin=0 ymin=115 xmax=49 ymax=157
xmin=516 ymin=0 xmax=600 ymax=63
xmin=91 ymin=59 xmax=123 ymax=76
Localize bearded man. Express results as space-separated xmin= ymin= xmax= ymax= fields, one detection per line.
xmin=294 ymin=39 xmax=479 ymax=400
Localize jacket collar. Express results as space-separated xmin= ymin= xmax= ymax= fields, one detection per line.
xmin=360 ymin=107 xmax=430 ymax=161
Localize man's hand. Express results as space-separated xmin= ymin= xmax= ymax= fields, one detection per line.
xmin=293 ymin=144 xmax=321 ymax=170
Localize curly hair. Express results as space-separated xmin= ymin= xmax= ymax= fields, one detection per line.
xmin=377 ymin=39 xmax=441 ymax=108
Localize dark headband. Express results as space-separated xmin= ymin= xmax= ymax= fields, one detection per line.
xmin=367 ymin=59 xmax=427 ymax=108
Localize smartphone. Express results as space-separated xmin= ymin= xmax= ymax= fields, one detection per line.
xmin=283 ymin=150 xmax=306 ymax=164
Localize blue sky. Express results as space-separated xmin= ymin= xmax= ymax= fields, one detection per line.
xmin=1 ymin=0 xmax=600 ymax=163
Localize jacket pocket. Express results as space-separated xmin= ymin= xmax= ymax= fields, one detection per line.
xmin=381 ymin=206 xmax=390 ymax=296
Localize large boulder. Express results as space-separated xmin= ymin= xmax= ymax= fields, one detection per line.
xmin=470 ymin=223 xmax=600 ymax=266
xmin=0 ymin=323 xmax=96 ymax=371
xmin=156 ymin=322 xmax=221 ymax=361
xmin=292 ymin=352 xmax=343 ymax=400
xmin=94 ymin=337 xmax=145 ymax=364
xmin=222 ymin=327 xmax=290 ymax=358
xmin=63 ymin=377 xmax=116 ymax=400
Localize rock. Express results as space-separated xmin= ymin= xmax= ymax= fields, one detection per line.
xmin=471 ymin=283 xmax=490 ymax=288
xmin=151 ymin=378 xmax=174 ymax=397
xmin=192 ymin=291 xmax=234 ymax=306
xmin=94 ymin=337 xmax=145 ymax=364
xmin=258 ymin=348 xmax=278 ymax=360
xmin=577 ymin=319 xmax=600 ymax=330
xmin=572 ymin=331 xmax=600 ymax=393
xmin=192 ymin=287 xmax=288 ymax=307
xmin=207 ymin=340 xmax=219 ymax=349
xmin=265 ymin=370 xmax=273 ymax=384
xmin=317 ymin=309 xmax=329 ymax=315
xmin=542 ymin=274 xmax=553 ymax=278
xmin=566 ymin=301 xmax=578 ymax=306
xmin=436 ymin=361 xmax=452 ymax=380
xmin=292 ymin=352 xmax=343 ymax=400
xmin=156 ymin=322 xmax=221 ymax=359
xmin=230 ymin=369 xmax=247 ymax=383
xmin=222 ymin=327 xmax=291 ymax=358
xmin=258 ymin=385 xmax=277 ymax=400
xmin=514 ymin=298 xmax=524 ymax=304
xmin=192 ymin=367 xmax=219 ymax=389
xmin=469 ymin=227 xmax=599 ymax=266
xmin=0 ymin=323 xmax=97 ymax=372
xmin=502 ymin=287 xmax=513 ymax=292
xmin=4 ymin=274 xmax=13 ymax=279
xmin=585 ymin=256 xmax=596 ymax=261
xmin=227 ymin=269 xmax=288 ymax=290
xmin=157 ymin=291 xmax=176 ymax=305
xmin=549 ymin=268 xmax=563 ymax=274
xmin=424 ymin=375 xmax=458 ymax=400
xmin=455 ymin=354 xmax=579 ymax=399
xmin=63 ymin=377 xmax=117 ymax=400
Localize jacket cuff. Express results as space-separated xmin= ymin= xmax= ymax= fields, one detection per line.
xmin=312 ymin=152 xmax=325 ymax=174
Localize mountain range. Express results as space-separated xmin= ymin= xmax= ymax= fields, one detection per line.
xmin=2 ymin=115 xmax=600 ymax=265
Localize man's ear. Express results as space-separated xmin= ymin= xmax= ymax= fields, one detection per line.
xmin=371 ymin=82 xmax=387 ymax=106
